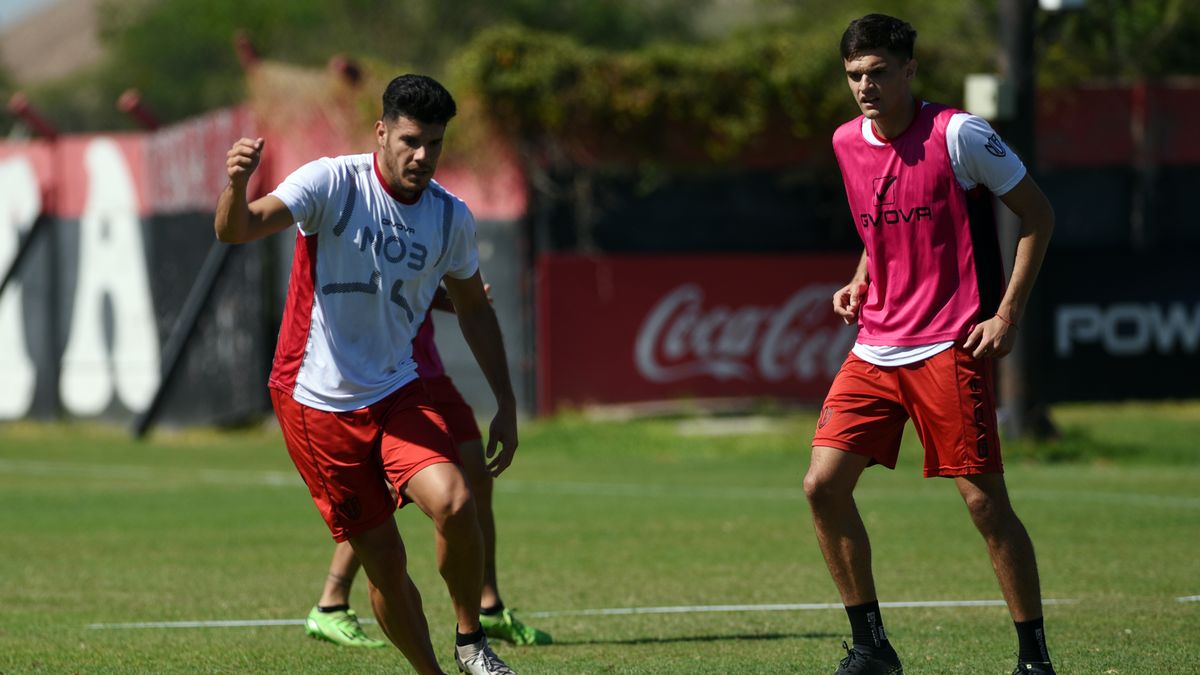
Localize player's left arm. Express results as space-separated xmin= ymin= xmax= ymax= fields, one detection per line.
xmin=443 ymin=270 xmax=518 ymax=476
xmin=429 ymin=282 xmax=492 ymax=314
xmin=963 ymin=174 xmax=1055 ymax=358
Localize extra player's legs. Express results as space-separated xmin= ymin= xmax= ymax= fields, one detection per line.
xmin=456 ymin=438 xmax=499 ymax=606
xmin=430 ymin=374 xmax=551 ymax=646
xmin=319 ymin=541 xmax=359 ymax=607
xmin=347 ymin=519 xmax=441 ymax=674
xmin=955 ymin=474 xmax=1054 ymax=669
xmin=401 ymin=462 xmax=485 ymax=636
xmin=305 ymin=541 xmax=386 ymax=648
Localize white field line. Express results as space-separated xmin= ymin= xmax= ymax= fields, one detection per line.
xmin=85 ymin=598 xmax=1079 ymax=630
xmin=3 ymin=459 xmax=1198 ymax=509
xmin=1178 ymin=595 xmax=1200 ymax=603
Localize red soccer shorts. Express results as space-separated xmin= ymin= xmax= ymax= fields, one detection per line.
xmin=423 ymin=375 xmax=482 ymax=444
xmin=812 ymin=347 xmax=1004 ymax=477
xmin=270 ymin=380 xmax=461 ymax=542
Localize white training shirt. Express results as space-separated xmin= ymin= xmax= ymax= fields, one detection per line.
xmin=851 ymin=105 xmax=1026 ymax=367
xmin=267 ymin=152 xmax=479 ymax=412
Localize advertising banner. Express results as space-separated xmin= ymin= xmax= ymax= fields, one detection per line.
xmin=536 ymin=254 xmax=862 ymax=413
xmin=1039 ymin=251 xmax=1199 ymax=401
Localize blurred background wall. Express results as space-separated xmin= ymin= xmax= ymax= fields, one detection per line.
xmin=1 ymin=0 xmax=1197 ymax=431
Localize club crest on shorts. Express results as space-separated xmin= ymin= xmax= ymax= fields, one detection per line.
xmin=336 ymin=496 xmax=363 ymax=521
xmin=818 ymin=406 xmax=835 ymax=429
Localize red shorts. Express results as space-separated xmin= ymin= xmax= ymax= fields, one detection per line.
xmin=423 ymin=375 xmax=482 ymax=444
xmin=270 ymin=380 xmax=461 ymax=542
xmin=812 ymin=348 xmax=1003 ymax=477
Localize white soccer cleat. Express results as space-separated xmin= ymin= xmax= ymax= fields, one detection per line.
xmin=455 ymin=635 xmax=516 ymax=675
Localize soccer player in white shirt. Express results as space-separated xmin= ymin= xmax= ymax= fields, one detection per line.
xmin=215 ymin=74 xmax=517 ymax=675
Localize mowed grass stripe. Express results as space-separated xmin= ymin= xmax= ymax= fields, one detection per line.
xmin=2 ymin=459 xmax=1198 ymax=509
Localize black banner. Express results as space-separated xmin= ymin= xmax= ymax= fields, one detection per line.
xmin=1037 ymin=251 xmax=1200 ymax=401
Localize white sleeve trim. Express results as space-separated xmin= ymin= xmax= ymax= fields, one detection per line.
xmin=946 ymin=113 xmax=1027 ymax=195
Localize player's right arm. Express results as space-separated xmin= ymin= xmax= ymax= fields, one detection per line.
xmin=214 ymin=137 xmax=295 ymax=244
xmin=833 ymin=249 xmax=870 ymax=325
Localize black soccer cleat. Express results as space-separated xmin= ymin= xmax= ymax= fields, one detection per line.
xmin=834 ymin=640 xmax=903 ymax=675
xmin=1013 ymin=662 xmax=1056 ymax=675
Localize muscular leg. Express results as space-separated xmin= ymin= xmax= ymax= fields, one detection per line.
xmin=402 ymin=462 xmax=485 ymax=634
xmin=318 ymin=540 xmax=359 ymax=607
xmin=955 ymin=473 xmax=1043 ymax=621
xmin=456 ymin=438 xmax=500 ymax=608
xmin=347 ymin=520 xmax=441 ymax=674
xmin=804 ymin=446 xmax=877 ymax=605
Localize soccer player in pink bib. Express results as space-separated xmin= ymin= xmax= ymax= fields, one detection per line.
xmin=804 ymin=15 xmax=1057 ymax=675
xmin=216 ymin=74 xmax=518 ymax=675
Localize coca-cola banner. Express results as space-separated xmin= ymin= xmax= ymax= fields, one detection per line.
xmin=536 ymin=253 xmax=861 ymax=413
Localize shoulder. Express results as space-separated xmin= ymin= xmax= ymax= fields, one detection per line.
xmin=328 ymin=153 xmax=374 ymax=178
xmin=288 ymin=154 xmax=369 ymax=185
xmin=426 ymin=180 xmax=476 ymax=224
xmin=832 ymin=116 xmax=866 ymax=146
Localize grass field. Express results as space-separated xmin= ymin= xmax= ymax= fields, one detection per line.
xmin=1 ymin=402 xmax=1197 ymax=673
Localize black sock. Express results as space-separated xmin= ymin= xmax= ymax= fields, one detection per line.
xmin=317 ymin=604 xmax=350 ymax=613
xmin=846 ymin=601 xmax=890 ymax=650
xmin=480 ymin=601 xmax=505 ymax=616
xmin=456 ymin=626 xmax=485 ymax=647
xmin=1015 ymin=617 xmax=1050 ymax=663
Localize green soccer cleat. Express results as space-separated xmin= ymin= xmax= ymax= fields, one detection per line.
xmin=478 ymin=608 xmax=552 ymax=646
xmin=304 ymin=606 xmax=388 ymax=648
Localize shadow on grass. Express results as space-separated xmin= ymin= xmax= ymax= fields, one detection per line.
xmin=550 ymin=631 xmax=839 ymax=647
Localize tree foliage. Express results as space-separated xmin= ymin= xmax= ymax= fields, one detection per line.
xmin=11 ymin=0 xmax=1200 ymax=139
xmin=1038 ymin=0 xmax=1200 ymax=85
xmin=446 ymin=4 xmax=997 ymax=164
xmin=17 ymin=0 xmax=703 ymax=132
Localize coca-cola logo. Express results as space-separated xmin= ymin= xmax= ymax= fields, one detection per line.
xmin=634 ymin=284 xmax=856 ymax=384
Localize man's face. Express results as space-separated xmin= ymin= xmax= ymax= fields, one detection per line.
xmin=375 ymin=115 xmax=446 ymax=198
xmin=844 ymin=49 xmax=916 ymax=121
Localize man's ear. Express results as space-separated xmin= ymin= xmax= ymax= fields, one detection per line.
xmin=905 ymin=58 xmax=918 ymax=82
xmin=375 ymin=120 xmax=387 ymax=148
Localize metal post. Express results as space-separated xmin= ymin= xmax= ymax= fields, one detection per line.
xmin=131 ymin=241 xmax=232 ymax=438
xmin=997 ymin=0 xmax=1056 ymax=439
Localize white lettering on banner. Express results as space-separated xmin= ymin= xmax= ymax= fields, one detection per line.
xmin=145 ymin=108 xmax=242 ymax=214
xmin=1056 ymin=303 xmax=1200 ymax=357
xmin=0 ymin=157 xmax=40 ymax=418
xmin=59 ymin=138 xmax=161 ymax=415
xmin=635 ymin=283 xmax=855 ymax=384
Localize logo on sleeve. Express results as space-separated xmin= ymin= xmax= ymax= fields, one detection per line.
xmin=873 ymin=175 xmax=899 ymax=205
xmin=984 ymin=133 xmax=1008 ymax=158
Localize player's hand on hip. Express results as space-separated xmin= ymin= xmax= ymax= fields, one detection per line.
xmin=226 ymin=137 xmax=264 ymax=186
xmin=485 ymin=407 xmax=518 ymax=477
xmin=833 ymin=280 xmax=867 ymax=325
xmin=963 ymin=315 xmax=1016 ymax=359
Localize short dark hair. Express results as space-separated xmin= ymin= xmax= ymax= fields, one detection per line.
xmin=381 ymin=74 xmax=457 ymax=125
xmin=840 ymin=14 xmax=917 ymax=62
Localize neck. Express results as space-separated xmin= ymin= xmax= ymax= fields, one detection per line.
xmin=871 ymin=97 xmax=919 ymax=141
xmin=373 ymin=151 xmax=421 ymax=205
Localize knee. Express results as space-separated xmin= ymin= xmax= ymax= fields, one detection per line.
xmin=430 ymin=488 xmax=478 ymax=534
xmin=964 ymin=492 xmax=1013 ymax=537
xmin=803 ymin=470 xmax=842 ymax=512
